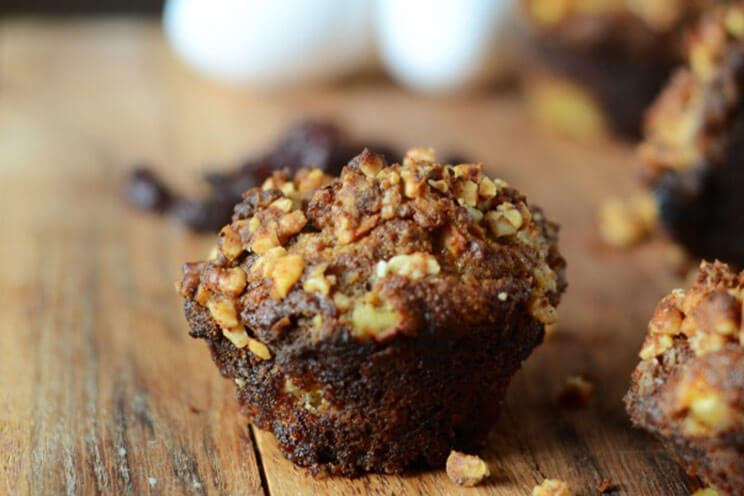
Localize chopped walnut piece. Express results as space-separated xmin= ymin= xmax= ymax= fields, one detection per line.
xmin=205 ymin=267 xmax=247 ymax=296
xmin=427 ymin=179 xmax=448 ymax=193
xmin=446 ymin=451 xmax=490 ymax=487
xmin=649 ymin=303 xmax=684 ymax=335
xmin=219 ymin=225 xmax=243 ymax=260
xmin=350 ymin=301 xmax=401 ymax=340
xmin=252 ymin=228 xmax=281 ymax=255
xmin=478 ymin=176 xmax=499 ymax=199
xmin=297 ymin=168 xmax=328 ymax=195
xmin=375 ymin=252 xmax=440 ymax=281
xmin=403 ymin=147 xmax=435 ymax=166
xmin=222 ymin=325 xmax=250 ymax=348
xmin=532 ymin=479 xmax=573 ymax=496
xmin=400 ymin=167 xmax=425 ymax=199
xmin=485 ymin=202 xmax=524 ymax=237
xmin=194 ymin=284 xmax=210 ymax=306
xmin=333 ymin=292 xmax=352 ymax=311
xmin=270 ymin=198 xmax=293 ymax=213
xmin=358 ymin=150 xmax=385 ymax=178
xmin=675 ymin=376 xmax=734 ymax=435
xmin=639 ymin=333 xmax=675 ymax=360
xmin=530 ymin=296 xmax=558 ymax=325
xmin=533 ymin=263 xmax=557 ymax=292
xmin=557 ymin=375 xmax=594 ymax=408
xmin=303 ymin=264 xmax=335 ymax=296
xmin=278 ymin=210 xmax=307 ymax=241
xmin=693 ymin=290 xmax=741 ymax=337
xmin=207 ymin=298 xmax=240 ymax=330
xmin=456 ymin=180 xmax=479 ymax=207
xmin=271 ymin=254 xmax=305 ymax=300
xmin=598 ymin=194 xmax=658 ymax=248
xmin=247 ymin=337 xmax=272 ymax=360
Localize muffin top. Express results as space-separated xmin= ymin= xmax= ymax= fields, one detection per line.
xmin=635 ymin=260 xmax=744 ymax=438
xmin=179 ymin=148 xmax=565 ymax=358
xmin=524 ymin=0 xmax=711 ymax=53
xmin=639 ymin=2 xmax=744 ymax=182
xmin=640 ymin=260 xmax=744 ymax=362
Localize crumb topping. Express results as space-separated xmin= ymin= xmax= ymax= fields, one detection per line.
xmin=639 ymin=3 xmax=744 ymax=179
xmin=180 ymin=148 xmax=564 ymax=357
xmin=640 ymin=261 xmax=744 ymax=361
xmin=639 ymin=260 xmax=744 ymax=437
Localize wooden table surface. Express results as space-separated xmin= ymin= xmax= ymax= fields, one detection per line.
xmin=0 ymin=19 xmax=704 ymax=496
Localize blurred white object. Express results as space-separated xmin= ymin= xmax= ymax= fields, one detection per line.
xmin=163 ymin=0 xmax=374 ymax=87
xmin=375 ymin=0 xmax=516 ymax=93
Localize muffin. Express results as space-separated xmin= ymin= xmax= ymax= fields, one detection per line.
xmin=625 ymin=260 xmax=744 ymax=496
xmin=522 ymin=0 xmax=712 ymax=138
xmin=178 ymin=148 xmax=566 ymax=476
xmin=639 ymin=2 xmax=744 ymax=267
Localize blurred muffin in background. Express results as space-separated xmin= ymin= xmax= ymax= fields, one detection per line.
xmin=522 ymin=0 xmax=714 ymax=139
xmin=638 ymin=2 xmax=744 ymax=268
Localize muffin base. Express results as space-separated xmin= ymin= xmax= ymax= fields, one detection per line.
xmin=186 ymin=297 xmax=545 ymax=476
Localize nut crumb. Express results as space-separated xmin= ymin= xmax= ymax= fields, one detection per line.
xmin=446 ymin=451 xmax=490 ymax=487
xmin=532 ymin=479 xmax=573 ymax=496
xmin=598 ymin=194 xmax=658 ymax=248
xmin=557 ymin=375 xmax=594 ymax=408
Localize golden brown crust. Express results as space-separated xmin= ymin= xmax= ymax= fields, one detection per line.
xmin=626 ymin=261 xmax=744 ymax=495
xmin=179 ymin=149 xmax=566 ymax=476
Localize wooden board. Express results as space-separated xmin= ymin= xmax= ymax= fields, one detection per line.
xmin=0 ymin=19 xmax=705 ymax=496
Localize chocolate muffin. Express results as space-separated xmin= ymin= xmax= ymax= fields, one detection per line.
xmin=625 ymin=261 xmax=744 ymax=496
xmin=178 ymin=148 xmax=566 ymax=476
xmin=639 ymin=3 xmax=744 ymax=268
xmin=522 ymin=0 xmax=712 ymax=138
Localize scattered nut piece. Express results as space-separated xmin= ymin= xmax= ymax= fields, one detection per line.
xmin=446 ymin=451 xmax=490 ymax=487
xmin=532 ymin=479 xmax=573 ymax=496
xmin=557 ymin=375 xmax=594 ymax=408
xmin=333 ymin=292 xmax=352 ymax=311
xmin=598 ymin=194 xmax=658 ymax=248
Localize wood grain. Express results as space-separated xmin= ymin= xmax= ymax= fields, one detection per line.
xmin=0 ymin=18 xmax=704 ymax=496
